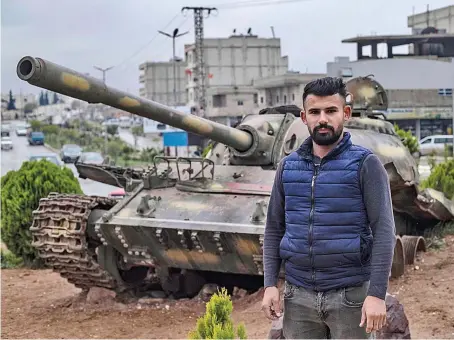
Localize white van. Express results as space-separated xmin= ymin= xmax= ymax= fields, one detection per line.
xmin=418 ymin=134 xmax=453 ymax=156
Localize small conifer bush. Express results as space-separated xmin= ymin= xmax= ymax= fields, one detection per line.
xmin=394 ymin=124 xmax=419 ymax=155
xmin=188 ymin=287 xmax=247 ymax=339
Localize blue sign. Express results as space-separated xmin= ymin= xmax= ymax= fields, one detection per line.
xmin=163 ymin=131 xmax=188 ymax=147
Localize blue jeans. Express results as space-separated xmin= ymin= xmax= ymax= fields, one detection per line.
xmin=282 ymin=280 xmax=374 ymax=339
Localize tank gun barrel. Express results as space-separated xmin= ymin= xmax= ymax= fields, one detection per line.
xmin=16 ymin=56 xmax=253 ymax=152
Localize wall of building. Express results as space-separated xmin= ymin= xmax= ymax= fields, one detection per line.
xmin=407 ymin=5 xmax=454 ymax=33
xmin=253 ymin=73 xmax=327 ymax=110
xmin=327 ymin=57 xmax=454 ymax=89
xmin=206 ymin=86 xmax=257 ymax=123
xmin=139 ymin=61 xmax=187 ymax=106
xmin=184 ymin=35 xmax=288 ymax=110
xmin=386 ymin=89 xmax=453 ymax=107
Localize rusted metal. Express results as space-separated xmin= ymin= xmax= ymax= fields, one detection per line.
xmin=30 ymin=193 xmax=121 ymax=291
xmin=402 ymin=235 xmax=426 ymax=265
xmin=16 ymin=57 xmax=454 ymax=295
xmin=391 ymin=236 xmax=405 ymax=279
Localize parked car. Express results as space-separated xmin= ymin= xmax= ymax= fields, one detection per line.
xmin=77 ymin=152 xmax=104 ymax=165
xmin=1 ymin=124 xmax=11 ymax=137
xmin=28 ymin=154 xmax=62 ymax=167
xmin=60 ymin=144 xmax=82 ymax=163
xmin=28 ymin=131 xmax=45 ymax=145
xmin=1 ymin=136 xmax=13 ymax=150
xmin=418 ymin=134 xmax=453 ymax=156
xmin=15 ymin=124 xmax=28 ymax=136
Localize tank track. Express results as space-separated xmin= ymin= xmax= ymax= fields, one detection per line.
xmin=30 ymin=193 xmax=119 ymax=291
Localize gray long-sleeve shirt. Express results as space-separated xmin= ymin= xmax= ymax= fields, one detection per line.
xmin=263 ymin=153 xmax=396 ymax=300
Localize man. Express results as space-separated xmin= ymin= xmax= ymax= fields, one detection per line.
xmin=261 ymin=77 xmax=396 ymax=339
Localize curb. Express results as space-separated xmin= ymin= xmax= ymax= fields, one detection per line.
xmin=44 ymin=144 xmax=60 ymax=154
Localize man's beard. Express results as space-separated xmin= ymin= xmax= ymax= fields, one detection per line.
xmin=309 ymin=124 xmax=343 ymax=146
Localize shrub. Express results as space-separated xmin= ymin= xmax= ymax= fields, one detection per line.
xmin=420 ymin=159 xmax=454 ymax=200
xmin=0 ymin=248 xmax=23 ymax=269
xmin=1 ymin=159 xmax=83 ymax=267
xmin=394 ymin=124 xmax=419 ymax=155
xmin=188 ymin=287 xmax=247 ymax=339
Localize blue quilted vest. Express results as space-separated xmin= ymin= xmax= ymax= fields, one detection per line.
xmin=280 ymin=132 xmax=373 ymax=291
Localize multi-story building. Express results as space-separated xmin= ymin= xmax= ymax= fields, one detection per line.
xmin=253 ymin=71 xmax=327 ymax=111
xmin=139 ymin=59 xmax=187 ymax=106
xmin=327 ymin=29 xmax=454 ymax=139
xmin=408 ymin=5 xmax=454 ymax=34
xmin=184 ymin=34 xmax=288 ymax=125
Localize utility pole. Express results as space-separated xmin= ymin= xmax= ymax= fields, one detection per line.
xmin=452 ymin=79 xmax=454 ymax=157
xmin=181 ymin=6 xmax=217 ymax=117
xmin=158 ymin=28 xmax=189 ymax=107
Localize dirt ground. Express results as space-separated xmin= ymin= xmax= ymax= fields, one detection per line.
xmin=2 ymin=235 xmax=454 ymax=339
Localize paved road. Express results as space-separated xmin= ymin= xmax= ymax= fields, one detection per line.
xmin=1 ymin=121 xmax=118 ymax=196
xmin=118 ymin=128 xmax=162 ymax=151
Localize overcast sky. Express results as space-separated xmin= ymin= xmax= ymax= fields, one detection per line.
xmin=2 ymin=0 xmax=453 ymax=96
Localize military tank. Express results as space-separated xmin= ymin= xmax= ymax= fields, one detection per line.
xmin=17 ymin=56 xmax=454 ymax=297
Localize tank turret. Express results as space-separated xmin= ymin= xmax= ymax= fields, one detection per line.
xmin=17 ymin=56 xmax=453 ymax=299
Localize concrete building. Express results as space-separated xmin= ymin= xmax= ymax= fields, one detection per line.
xmin=327 ymin=32 xmax=454 ymax=139
xmin=1 ymin=92 xmax=37 ymax=110
xmin=139 ymin=59 xmax=187 ymax=106
xmin=253 ymin=72 xmax=327 ymax=110
xmin=184 ymin=34 xmax=288 ymax=125
xmin=408 ymin=5 xmax=454 ymax=34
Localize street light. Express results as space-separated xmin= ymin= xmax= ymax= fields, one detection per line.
xmin=158 ymin=28 xmax=189 ymax=106
xmin=92 ymin=66 xmax=113 ymax=157
xmin=93 ymin=65 xmax=114 ymax=84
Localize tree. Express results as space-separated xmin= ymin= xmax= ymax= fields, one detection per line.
xmin=24 ymin=102 xmax=38 ymax=114
xmin=188 ymin=288 xmax=247 ymax=339
xmin=107 ymin=140 xmax=123 ymax=162
xmin=44 ymin=92 xmax=49 ymax=105
xmin=106 ymin=124 xmax=119 ymax=136
xmin=131 ymin=125 xmax=143 ymax=149
xmin=1 ymin=160 xmax=83 ymax=267
xmin=7 ymin=90 xmax=16 ymax=110
xmin=421 ymin=159 xmax=454 ymax=201
xmin=394 ymin=124 xmax=419 ymax=155
xmin=52 ymin=92 xmax=59 ymax=104
xmin=39 ymin=91 xmax=45 ymax=106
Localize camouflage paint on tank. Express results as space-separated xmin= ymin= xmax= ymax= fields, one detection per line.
xmin=17 ymin=56 xmax=453 ymax=293
xmin=16 ymin=56 xmax=253 ymax=152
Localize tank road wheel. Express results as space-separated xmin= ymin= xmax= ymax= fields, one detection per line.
xmin=30 ymin=193 xmax=123 ymax=293
xmin=402 ymin=235 xmax=426 ymax=265
xmin=156 ymin=267 xmax=206 ymax=298
xmin=391 ymin=236 xmax=405 ymax=279
xmin=97 ymin=245 xmax=150 ymax=291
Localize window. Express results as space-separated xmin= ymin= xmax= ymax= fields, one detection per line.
xmin=292 ymin=93 xmax=295 ymax=101
xmin=434 ymin=137 xmax=451 ymax=144
xmin=284 ymin=95 xmax=287 ymax=104
xmin=421 ymin=138 xmax=432 ymax=144
xmin=253 ymin=93 xmax=258 ymax=104
xmin=237 ymin=100 xmax=244 ymax=106
xmin=276 ymin=96 xmax=279 ymax=103
xmin=213 ymin=95 xmax=226 ymax=107
xmin=260 ymin=96 xmax=264 ymax=103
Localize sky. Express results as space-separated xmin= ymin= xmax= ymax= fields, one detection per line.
xmin=2 ymin=0 xmax=453 ymax=96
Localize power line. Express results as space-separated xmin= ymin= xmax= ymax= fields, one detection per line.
xmin=113 ymin=13 xmax=182 ymax=69
xmin=215 ymin=0 xmax=312 ymax=9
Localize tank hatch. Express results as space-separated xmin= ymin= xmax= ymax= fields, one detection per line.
xmin=346 ymin=75 xmax=388 ymax=111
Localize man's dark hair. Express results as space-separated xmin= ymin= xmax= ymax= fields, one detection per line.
xmin=302 ymin=77 xmax=347 ymax=106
